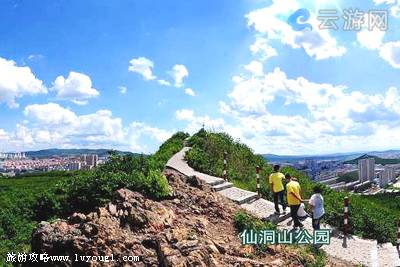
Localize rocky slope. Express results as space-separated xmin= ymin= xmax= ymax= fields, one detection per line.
xmin=30 ymin=169 xmax=353 ymax=266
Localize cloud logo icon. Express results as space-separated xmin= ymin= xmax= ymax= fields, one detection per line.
xmin=287 ymin=8 xmax=313 ymax=31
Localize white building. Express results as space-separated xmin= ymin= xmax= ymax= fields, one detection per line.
xmin=81 ymin=154 xmax=98 ymax=168
xmin=358 ymin=158 xmax=375 ymax=182
xmin=67 ymin=162 xmax=81 ymax=171
xmin=380 ymin=166 xmax=394 ymax=187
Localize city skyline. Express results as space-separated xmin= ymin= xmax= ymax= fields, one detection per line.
xmin=1 ymin=0 xmax=400 ymax=155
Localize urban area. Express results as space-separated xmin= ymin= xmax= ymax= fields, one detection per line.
xmin=2 ymin=150 xmax=400 ymax=195
xmin=0 ymin=152 xmax=102 ymax=176
xmin=276 ymin=153 xmax=400 ymax=195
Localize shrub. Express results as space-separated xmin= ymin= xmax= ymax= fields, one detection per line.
xmin=186 ymin=131 xmax=268 ymax=194
xmin=234 ymin=211 xmax=276 ymax=232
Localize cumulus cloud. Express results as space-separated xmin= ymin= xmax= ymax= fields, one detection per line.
xmin=0 ymin=57 xmax=47 ymax=108
xmin=379 ymin=41 xmax=400 ymax=68
xmin=168 ymin=2 xmax=400 ymax=154
xmin=2 ymin=103 xmax=174 ymax=153
xmin=52 ymin=72 xmax=99 ymax=105
xmin=176 ymin=109 xmax=195 ymax=120
xmin=199 ymin=66 xmax=400 ymax=154
xmin=169 ymin=64 xmax=188 ymax=87
xmin=357 ymin=28 xmax=385 ymax=50
xmin=244 ymin=61 xmax=264 ymax=76
xmin=128 ymin=57 xmax=156 ymax=80
xmin=226 ymin=67 xmax=400 ymax=125
xmin=250 ymin=37 xmax=278 ymax=61
xmin=24 ymin=103 xmax=77 ymax=126
xmin=184 ymin=88 xmax=196 ymax=96
xmin=360 ymin=2 xmax=400 ymax=68
xmin=246 ymin=0 xmax=346 ymax=60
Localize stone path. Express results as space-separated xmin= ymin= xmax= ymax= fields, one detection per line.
xmin=166 ymin=147 xmax=400 ymax=267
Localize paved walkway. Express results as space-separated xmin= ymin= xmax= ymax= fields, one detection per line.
xmin=166 ymin=147 xmax=400 ymax=267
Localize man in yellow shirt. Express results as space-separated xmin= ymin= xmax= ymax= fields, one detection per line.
xmin=285 ymin=173 xmax=303 ymax=229
xmin=269 ymin=165 xmax=286 ymax=215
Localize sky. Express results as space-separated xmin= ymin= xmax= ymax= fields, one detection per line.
xmin=1 ymin=0 xmax=400 ymax=155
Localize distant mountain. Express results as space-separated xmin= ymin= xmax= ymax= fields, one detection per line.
xmin=263 ymin=149 xmax=400 ymax=163
xmin=344 ymin=154 xmax=400 ymax=165
xmin=24 ymin=148 xmax=140 ymax=159
xmin=263 ymin=152 xmax=363 ymax=163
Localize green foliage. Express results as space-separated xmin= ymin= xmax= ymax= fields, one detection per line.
xmin=294 ymin=245 xmax=327 ymax=267
xmin=186 ymin=130 xmax=400 ymax=244
xmin=0 ymin=131 xmax=188 ymax=265
xmin=234 ymin=211 xmax=276 ymax=232
xmin=15 ymin=170 xmax=76 ymax=178
xmin=150 ymin=132 xmax=190 ymax=171
xmin=186 ymin=130 xmax=270 ymax=197
xmin=0 ymin=173 xmax=67 ymax=266
xmin=33 ymin=132 xmax=188 ymax=219
xmin=337 ymin=170 xmax=358 ymax=183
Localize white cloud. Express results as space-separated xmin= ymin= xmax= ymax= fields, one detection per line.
xmin=246 ymin=0 xmax=346 ymax=60
xmin=128 ymin=57 xmax=156 ymax=80
xmin=169 ymin=64 xmax=188 ymax=87
xmin=176 ymin=109 xmax=225 ymax=134
xmin=157 ymin=79 xmax=171 ymax=86
xmin=2 ymin=103 xmax=173 ymax=153
xmin=244 ymin=61 xmax=264 ymax=76
xmin=176 ymin=109 xmax=195 ymax=121
xmin=250 ymin=37 xmax=278 ymax=61
xmin=379 ymin=41 xmax=400 ymax=68
xmin=52 ymin=72 xmax=99 ymax=105
xmin=24 ymin=103 xmax=77 ymax=126
xmin=227 ymin=67 xmax=400 ymax=125
xmin=119 ymin=86 xmax=127 ymax=94
xmin=184 ymin=88 xmax=196 ymax=96
xmin=129 ymin=122 xmax=174 ymax=142
xmin=357 ymin=28 xmax=385 ymax=50
xmin=354 ymin=12 xmax=400 ymax=68
xmin=207 ymin=66 xmax=400 ymax=154
xmin=0 ymin=57 xmax=47 ymax=108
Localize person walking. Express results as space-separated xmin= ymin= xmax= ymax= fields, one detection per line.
xmin=285 ymin=173 xmax=303 ymax=229
xmin=308 ymin=185 xmax=325 ymax=230
xmin=269 ymin=165 xmax=287 ymax=215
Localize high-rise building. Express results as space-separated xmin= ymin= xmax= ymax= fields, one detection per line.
xmin=380 ymin=166 xmax=394 ymax=187
xmin=358 ymin=158 xmax=375 ymax=182
xmin=67 ymin=162 xmax=81 ymax=171
xmin=81 ymin=154 xmax=98 ymax=168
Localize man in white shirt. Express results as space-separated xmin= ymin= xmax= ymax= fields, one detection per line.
xmin=308 ymin=185 xmax=325 ymax=230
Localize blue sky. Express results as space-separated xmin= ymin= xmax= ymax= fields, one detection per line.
xmin=1 ymin=0 xmax=400 ymax=155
